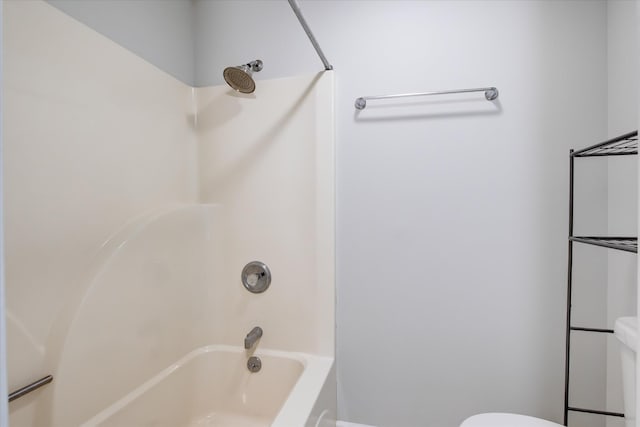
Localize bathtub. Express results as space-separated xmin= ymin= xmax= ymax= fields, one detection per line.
xmin=81 ymin=345 xmax=335 ymax=427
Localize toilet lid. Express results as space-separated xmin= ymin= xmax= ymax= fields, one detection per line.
xmin=461 ymin=413 xmax=563 ymax=427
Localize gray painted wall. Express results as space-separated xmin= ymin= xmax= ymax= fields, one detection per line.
xmin=48 ymin=0 xmax=195 ymax=85
xmin=194 ymin=0 xmax=318 ymax=87
xmin=48 ymin=0 xmax=317 ymax=87
xmin=606 ymin=2 xmax=638 ymax=425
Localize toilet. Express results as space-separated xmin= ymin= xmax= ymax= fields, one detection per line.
xmin=460 ymin=413 xmax=562 ymax=427
xmin=460 ymin=316 xmax=637 ymax=427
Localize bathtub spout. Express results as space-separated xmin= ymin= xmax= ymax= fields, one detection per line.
xmin=244 ymin=327 xmax=263 ymax=350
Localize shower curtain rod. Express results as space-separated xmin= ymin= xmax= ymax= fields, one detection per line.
xmin=354 ymin=87 xmax=499 ymax=110
xmin=287 ymin=0 xmax=333 ymax=71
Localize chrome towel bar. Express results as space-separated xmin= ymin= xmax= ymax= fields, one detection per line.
xmin=354 ymin=86 xmax=499 ymax=110
xmin=8 ymin=375 xmax=53 ymax=402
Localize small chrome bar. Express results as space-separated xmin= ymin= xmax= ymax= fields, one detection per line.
xmin=287 ymin=0 xmax=333 ymax=71
xmin=8 ymin=375 xmax=53 ymax=402
xmin=355 ymin=87 xmax=499 ymax=110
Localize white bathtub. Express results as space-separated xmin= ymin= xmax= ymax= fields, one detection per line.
xmin=81 ymin=345 xmax=335 ymax=427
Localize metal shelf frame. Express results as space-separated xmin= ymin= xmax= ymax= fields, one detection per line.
xmin=571 ymin=131 xmax=637 ymax=157
xmin=564 ymin=131 xmax=638 ymax=425
xmin=569 ymin=236 xmax=637 ymax=253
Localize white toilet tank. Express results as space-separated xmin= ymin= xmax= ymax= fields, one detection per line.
xmin=614 ymin=317 xmax=637 ymax=427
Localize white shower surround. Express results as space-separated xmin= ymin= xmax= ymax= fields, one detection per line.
xmin=3 ymin=1 xmax=335 ymax=426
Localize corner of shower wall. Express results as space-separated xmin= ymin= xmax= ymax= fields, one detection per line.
xmin=3 ymin=1 xmax=200 ymax=425
xmin=195 ymin=71 xmax=335 ymax=357
xmin=47 ymin=205 xmax=222 ymax=426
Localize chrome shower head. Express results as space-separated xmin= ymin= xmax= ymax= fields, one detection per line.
xmin=223 ymin=60 xmax=263 ymax=94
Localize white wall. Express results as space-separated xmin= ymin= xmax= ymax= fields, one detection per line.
xmin=196 ymin=1 xmax=608 ymax=426
xmin=607 ymin=2 xmax=638 ymax=426
xmin=195 ymin=73 xmax=335 ymax=357
xmin=47 ymin=0 xmax=195 ymax=85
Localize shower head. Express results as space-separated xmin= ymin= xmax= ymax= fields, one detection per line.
xmin=223 ymin=60 xmax=263 ymax=94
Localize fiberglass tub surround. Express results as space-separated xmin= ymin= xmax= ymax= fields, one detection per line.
xmin=4 ymin=1 xmax=335 ymax=426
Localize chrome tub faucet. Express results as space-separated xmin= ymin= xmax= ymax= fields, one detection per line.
xmin=244 ymin=326 xmax=263 ymax=350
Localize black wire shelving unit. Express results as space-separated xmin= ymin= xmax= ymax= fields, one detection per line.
xmin=564 ymin=130 xmax=638 ymax=426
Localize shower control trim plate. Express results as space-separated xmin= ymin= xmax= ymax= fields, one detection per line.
xmin=241 ymin=261 xmax=271 ymax=293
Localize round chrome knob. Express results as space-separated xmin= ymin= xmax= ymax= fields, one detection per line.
xmin=241 ymin=261 xmax=271 ymax=293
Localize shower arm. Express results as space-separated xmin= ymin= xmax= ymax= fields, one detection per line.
xmin=287 ymin=0 xmax=333 ymax=71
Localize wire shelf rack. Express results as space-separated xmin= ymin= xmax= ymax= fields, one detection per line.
xmin=571 ymin=131 xmax=637 ymax=157
xmin=564 ymin=130 xmax=638 ymax=425
xmin=569 ymin=236 xmax=637 ymax=253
